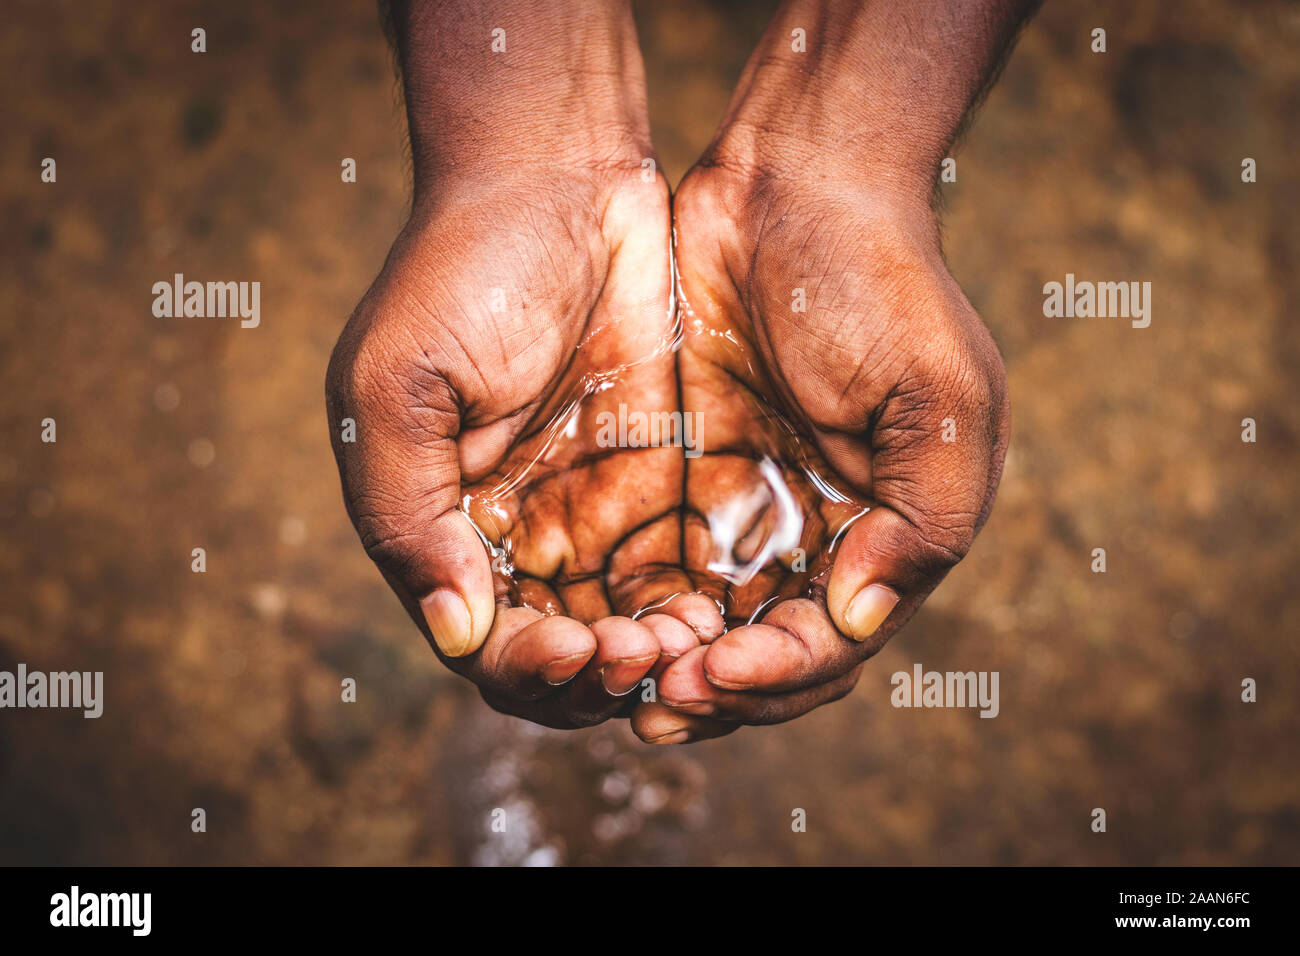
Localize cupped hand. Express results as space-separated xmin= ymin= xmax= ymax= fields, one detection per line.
xmin=326 ymin=164 xmax=723 ymax=729
xmin=634 ymin=162 xmax=1011 ymax=743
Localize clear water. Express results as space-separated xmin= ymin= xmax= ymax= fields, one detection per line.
xmin=460 ymin=239 xmax=872 ymax=627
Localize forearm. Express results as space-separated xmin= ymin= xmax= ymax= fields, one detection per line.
xmin=388 ymin=0 xmax=654 ymax=196
xmin=707 ymin=0 xmax=1040 ymax=204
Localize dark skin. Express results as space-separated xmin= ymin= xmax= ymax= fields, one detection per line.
xmin=327 ymin=0 xmax=1033 ymax=740
xmin=326 ymin=1 xmax=713 ymax=731
xmin=634 ymin=0 xmax=1031 ymax=742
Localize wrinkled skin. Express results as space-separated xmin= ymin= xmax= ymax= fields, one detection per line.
xmin=461 ymin=224 xmax=872 ymax=629
xmin=630 ymin=165 xmax=1010 ymax=742
xmin=326 ymin=158 xmax=1008 ymax=740
xmin=327 ymin=166 xmax=729 ymax=731
xmin=328 ymin=0 xmax=1023 ymax=743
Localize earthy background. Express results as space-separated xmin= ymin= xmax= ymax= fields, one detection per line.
xmin=1 ymin=0 xmax=1297 ymax=864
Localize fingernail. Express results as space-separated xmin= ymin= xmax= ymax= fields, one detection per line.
xmin=660 ymin=697 xmax=715 ymax=716
xmin=421 ymin=589 xmax=473 ymax=657
xmin=601 ymin=656 xmax=658 ymax=696
xmin=844 ymin=584 xmax=900 ymax=641
xmin=649 ymin=729 xmax=691 ymax=745
xmin=542 ymin=652 xmax=589 ymax=686
xmin=705 ymin=677 xmax=751 ymax=691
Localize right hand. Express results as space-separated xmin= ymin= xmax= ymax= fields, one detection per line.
xmin=325 ymin=162 xmax=723 ymax=729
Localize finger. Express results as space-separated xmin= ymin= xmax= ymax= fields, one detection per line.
xmin=605 ymin=514 xmax=694 ymax=620
xmin=630 ymin=700 xmax=737 ymax=745
xmin=825 ymin=506 xmax=942 ymax=651
xmin=651 ymin=592 xmax=726 ymax=641
xmin=827 ymin=395 xmax=1002 ymax=648
xmin=467 ymin=609 xmax=597 ymax=702
xmin=658 ymin=648 xmax=864 ymax=724
xmin=582 ymin=616 xmax=661 ymax=698
xmin=812 ymin=275 xmax=1007 ymax=647
xmin=697 ymin=598 xmax=862 ymax=693
xmin=638 ymin=613 xmax=700 ymax=674
xmin=326 ymin=341 xmax=495 ymax=660
xmin=635 ymin=593 xmax=724 ymax=660
xmin=638 ymin=592 xmax=723 ymax=679
xmin=478 ymin=685 xmax=591 ymax=731
xmin=714 ymin=668 xmax=862 ymax=724
xmin=656 ymin=646 xmax=722 ymax=714
xmin=530 ymin=616 xmax=659 ymax=727
xmin=479 ymin=615 xmax=655 ymax=729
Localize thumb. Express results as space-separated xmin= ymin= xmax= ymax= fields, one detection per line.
xmin=825 ymin=507 xmax=931 ymax=650
xmin=327 ymin=343 xmax=495 ymax=659
xmin=825 ymin=353 xmax=1007 ymax=648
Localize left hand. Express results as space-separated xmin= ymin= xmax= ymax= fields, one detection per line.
xmin=633 ymin=159 xmax=1010 ymax=743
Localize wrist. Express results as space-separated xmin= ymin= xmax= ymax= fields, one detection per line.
xmin=699 ymin=0 xmax=1035 ymax=209
xmin=392 ymin=0 xmax=655 ymax=197
xmin=704 ymin=110 xmax=937 ymax=216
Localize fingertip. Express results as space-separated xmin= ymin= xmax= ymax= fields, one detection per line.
xmin=591 ymin=616 xmax=660 ymax=662
xmin=842 ymin=583 xmax=900 ymax=642
xmin=631 ymin=701 xmax=732 ymax=745
xmin=464 ymin=580 xmax=497 ymax=653
xmin=702 ymin=600 xmax=851 ymax=694
xmin=590 ymin=617 xmax=660 ymax=695
xmin=639 ymin=612 xmax=702 ymax=661
xmin=421 ymin=583 xmax=497 ymax=658
xmin=537 ymin=617 xmax=599 ymax=685
xmin=658 ymin=592 xmax=726 ymax=641
xmin=499 ymin=614 xmax=597 ymax=690
xmin=656 ymin=645 xmax=715 ymax=715
xmin=421 ymin=589 xmax=475 ymax=658
xmin=826 ymin=509 xmax=901 ymax=642
xmin=700 ymin=627 xmax=766 ymax=691
xmin=412 ymin=511 xmax=498 ymax=657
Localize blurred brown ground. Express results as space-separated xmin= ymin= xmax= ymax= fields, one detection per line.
xmin=1 ymin=0 xmax=1297 ymax=865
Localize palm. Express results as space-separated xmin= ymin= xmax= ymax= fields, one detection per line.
xmin=671 ymin=172 xmax=878 ymax=625
xmin=461 ymin=175 xmax=894 ymax=629
xmin=611 ymin=167 xmax=1008 ymax=743
xmin=331 ymin=171 xmax=738 ymax=730
xmin=442 ymin=177 xmax=698 ymax=624
xmin=464 ymin=178 xmax=876 ymax=629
